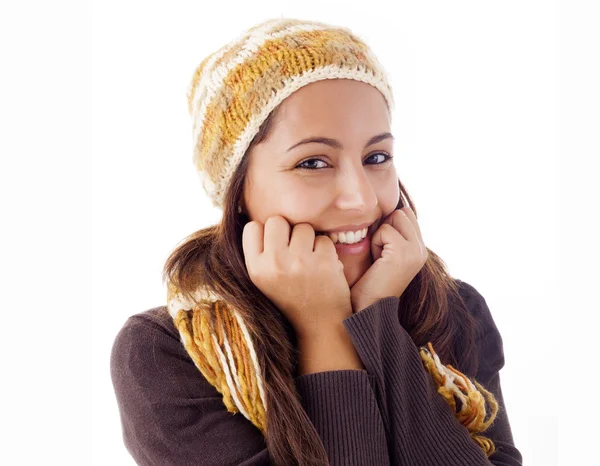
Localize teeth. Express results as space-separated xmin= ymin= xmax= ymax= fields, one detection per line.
xmin=326 ymin=227 xmax=368 ymax=244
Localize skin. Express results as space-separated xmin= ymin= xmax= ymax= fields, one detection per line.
xmin=243 ymin=79 xmax=401 ymax=288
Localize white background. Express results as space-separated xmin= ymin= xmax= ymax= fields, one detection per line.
xmin=0 ymin=0 xmax=596 ymax=464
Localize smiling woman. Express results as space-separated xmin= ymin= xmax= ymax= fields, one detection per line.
xmin=110 ymin=17 xmax=523 ymax=466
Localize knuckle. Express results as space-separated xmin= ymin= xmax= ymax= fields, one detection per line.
xmin=267 ymin=215 xmax=286 ymax=226
xmin=264 ymin=216 xmax=278 ymax=230
xmin=292 ymin=223 xmax=315 ymax=238
xmin=392 ymin=209 xmax=406 ymax=220
xmin=243 ymin=220 xmax=256 ymax=234
xmin=315 ymin=234 xmax=332 ymax=247
xmin=263 ymin=218 xmax=274 ymax=231
xmin=293 ymin=222 xmax=312 ymax=231
xmin=288 ymin=258 xmax=306 ymax=276
xmin=317 ymin=236 xmax=337 ymax=254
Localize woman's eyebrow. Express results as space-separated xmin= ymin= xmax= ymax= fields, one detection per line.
xmin=286 ymin=132 xmax=394 ymax=152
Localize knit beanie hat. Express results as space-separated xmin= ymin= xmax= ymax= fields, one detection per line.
xmin=186 ymin=17 xmax=395 ymax=209
xmin=168 ymin=17 xmax=499 ymax=457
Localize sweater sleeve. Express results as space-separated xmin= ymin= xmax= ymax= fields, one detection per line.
xmin=294 ymin=370 xmax=390 ymax=466
xmin=110 ymin=312 xmax=390 ymax=466
xmin=341 ymin=283 xmax=523 ymax=466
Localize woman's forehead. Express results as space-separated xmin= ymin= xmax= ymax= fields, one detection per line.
xmin=267 ymin=81 xmax=390 ymax=142
xmin=279 ymin=79 xmax=387 ymax=117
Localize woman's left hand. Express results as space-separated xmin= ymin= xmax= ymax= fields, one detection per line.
xmin=350 ymin=206 xmax=428 ymax=313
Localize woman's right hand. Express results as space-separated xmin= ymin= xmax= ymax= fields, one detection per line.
xmin=242 ymin=215 xmax=353 ymax=340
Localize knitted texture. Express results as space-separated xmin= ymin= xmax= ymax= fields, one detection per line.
xmin=166 ymin=281 xmax=499 ymax=456
xmin=186 ymin=17 xmax=396 ymax=209
xmin=167 ymin=281 xmax=268 ymax=434
xmin=419 ymin=342 xmax=499 ymax=457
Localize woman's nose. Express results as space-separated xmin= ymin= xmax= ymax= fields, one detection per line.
xmin=334 ymin=165 xmax=378 ymax=211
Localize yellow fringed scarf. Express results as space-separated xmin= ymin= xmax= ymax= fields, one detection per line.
xmin=166 ymin=282 xmax=498 ymax=457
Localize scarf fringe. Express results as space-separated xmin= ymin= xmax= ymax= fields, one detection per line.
xmin=168 ymin=280 xmax=267 ymax=434
xmin=419 ymin=342 xmax=498 ymax=457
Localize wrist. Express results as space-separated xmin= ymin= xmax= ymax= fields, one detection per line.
xmin=351 ymin=298 xmax=376 ymax=314
xmin=294 ymin=306 xmax=353 ymax=341
xmin=296 ymin=323 xmax=365 ymax=374
xmin=296 ymin=320 xmax=346 ymax=346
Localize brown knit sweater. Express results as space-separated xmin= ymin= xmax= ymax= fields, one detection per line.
xmin=110 ymin=280 xmax=523 ymax=465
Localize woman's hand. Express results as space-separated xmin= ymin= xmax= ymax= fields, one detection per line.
xmin=350 ymin=206 xmax=428 ymax=313
xmin=242 ymin=215 xmax=353 ymax=340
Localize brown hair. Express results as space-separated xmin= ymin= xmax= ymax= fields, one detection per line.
xmin=162 ymin=107 xmax=482 ymax=465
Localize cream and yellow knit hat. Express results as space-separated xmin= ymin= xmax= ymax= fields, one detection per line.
xmin=186 ymin=17 xmax=396 ymax=209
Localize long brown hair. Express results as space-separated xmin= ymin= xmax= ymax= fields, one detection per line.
xmin=162 ymin=106 xmax=480 ymax=465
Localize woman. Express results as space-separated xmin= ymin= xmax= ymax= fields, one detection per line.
xmin=110 ymin=17 xmax=523 ymax=466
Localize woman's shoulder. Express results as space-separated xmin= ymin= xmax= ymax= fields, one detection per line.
xmin=452 ymin=278 xmax=505 ymax=375
xmin=110 ymin=305 xmax=186 ymax=366
xmin=110 ymin=305 xmax=222 ymax=399
xmin=116 ymin=305 xmax=177 ymax=339
xmin=453 ymin=278 xmax=498 ymax=338
xmin=110 ymin=306 xmax=179 ymax=377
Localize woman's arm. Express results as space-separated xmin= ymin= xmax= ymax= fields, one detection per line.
xmin=110 ymin=312 xmax=391 ymax=466
xmin=341 ymin=282 xmax=523 ymax=466
xmin=293 ymin=322 xmax=389 ymax=464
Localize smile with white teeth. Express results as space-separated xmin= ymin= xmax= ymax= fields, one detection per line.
xmin=317 ymin=227 xmax=368 ymax=244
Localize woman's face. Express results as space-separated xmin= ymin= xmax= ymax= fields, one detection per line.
xmin=243 ymin=79 xmax=400 ymax=287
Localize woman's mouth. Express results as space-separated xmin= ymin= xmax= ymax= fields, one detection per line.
xmin=315 ymin=220 xmax=377 ymax=254
xmin=316 ymin=227 xmax=369 ymax=245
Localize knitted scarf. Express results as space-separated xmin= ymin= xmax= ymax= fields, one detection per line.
xmin=166 ymin=281 xmax=499 ymax=457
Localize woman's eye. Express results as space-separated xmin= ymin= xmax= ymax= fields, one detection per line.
xmin=295 ymin=153 xmax=394 ymax=171
xmin=296 ymin=158 xmax=328 ymax=170
xmin=367 ymin=153 xmax=393 ymax=165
